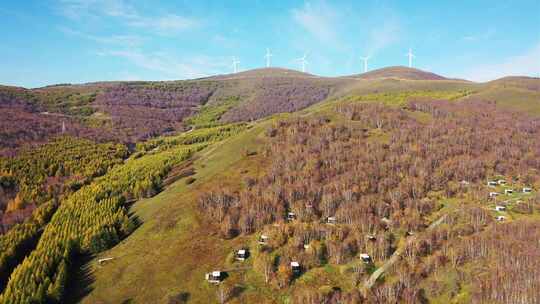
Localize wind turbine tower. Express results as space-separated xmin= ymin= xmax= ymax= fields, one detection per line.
xmin=297 ymin=53 xmax=308 ymax=73
xmin=360 ymin=56 xmax=370 ymax=73
xmin=265 ymin=48 xmax=273 ymax=68
xmin=406 ymin=48 xmax=415 ymax=68
xmin=232 ymin=57 xmax=240 ymax=73
xmin=61 ymin=121 xmax=66 ymax=134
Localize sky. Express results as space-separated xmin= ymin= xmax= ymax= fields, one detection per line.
xmin=0 ymin=0 xmax=539 ymax=88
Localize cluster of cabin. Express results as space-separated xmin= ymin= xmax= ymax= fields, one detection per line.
xmin=205 ymin=231 xmax=375 ymax=284
xmin=204 ymin=248 xmax=249 ymax=284
xmin=486 ymin=178 xmax=535 ymax=222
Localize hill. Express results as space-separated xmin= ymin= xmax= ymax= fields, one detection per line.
xmin=350 ymin=66 xmax=449 ymax=81
xmin=1 ymin=69 xmax=540 ymax=304
xmin=3 ymin=69 xmax=540 ymax=156
xmin=0 ymin=71 xmax=352 ymax=154
xmin=208 ymin=67 xmax=316 ymax=80
xmin=487 ymin=76 xmax=540 ymax=91
xmin=77 ymin=90 xmax=540 ymax=304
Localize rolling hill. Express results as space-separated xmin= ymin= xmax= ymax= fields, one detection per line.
xmin=2 ymin=68 xmax=539 ymax=157
xmin=1 ymin=68 xmax=540 ymax=304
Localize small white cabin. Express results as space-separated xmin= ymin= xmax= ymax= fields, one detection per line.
xmin=489 ymin=192 xmax=500 ymax=198
xmin=460 ymin=180 xmax=470 ymax=185
xmin=495 ymin=206 xmax=506 ymax=212
xmin=498 ymin=179 xmax=507 ymax=185
xmin=496 ymin=216 xmax=506 ymax=222
xmin=303 ymin=243 xmax=310 ymax=250
xmin=327 ymin=216 xmax=337 ymax=225
xmin=287 ymin=212 xmax=297 ymax=221
xmin=367 ymin=235 xmax=377 ymax=241
xmin=487 ymin=181 xmax=498 ymax=187
xmin=360 ymin=253 xmax=372 ymax=264
xmin=205 ymin=271 xmax=223 ymax=284
xmin=236 ymin=249 xmax=248 ymax=261
xmin=258 ymin=234 xmax=269 ymax=245
xmin=291 ymin=261 xmax=301 ymax=273
xmin=504 ymin=189 xmax=514 ymax=195
xmin=523 ymin=187 xmax=533 ymax=194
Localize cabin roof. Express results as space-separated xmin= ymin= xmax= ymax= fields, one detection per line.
xmin=291 ymin=261 xmax=300 ymax=267
xmin=212 ymin=271 xmax=221 ymax=276
xmin=238 ymin=249 xmax=246 ymax=255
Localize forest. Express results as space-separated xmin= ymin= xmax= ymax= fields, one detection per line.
xmin=0 ymin=137 xmax=127 ymax=232
xmin=199 ymin=98 xmax=540 ymax=303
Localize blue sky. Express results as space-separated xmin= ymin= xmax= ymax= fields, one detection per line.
xmin=0 ymin=0 xmax=539 ymax=87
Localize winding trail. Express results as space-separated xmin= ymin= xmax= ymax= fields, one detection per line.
xmin=361 ymin=214 xmax=448 ymax=296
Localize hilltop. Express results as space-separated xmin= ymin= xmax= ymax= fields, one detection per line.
xmin=207 ymin=67 xmax=317 ymax=80
xmin=349 ymin=66 xmax=449 ymax=81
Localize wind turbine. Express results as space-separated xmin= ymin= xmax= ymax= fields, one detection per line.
xmin=360 ymin=56 xmax=370 ymax=73
xmin=406 ymin=48 xmax=415 ymax=68
xmin=232 ymin=57 xmax=240 ymax=73
xmin=265 ymin=48 xmax=273 ymax=68
xmin=296 ymin=53 xmax=308 ymax=73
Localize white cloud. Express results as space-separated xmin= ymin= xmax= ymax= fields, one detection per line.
xmin=291 ymin=1 xmax=339 ymax=43
xmin=127 ymin=14 xmax=198 ymax=34
xmin=58 ymin=0 xmax=136 ymax=19
xmin=461 ymin=42 xmax=540 ymax=81
xmin=98 ymin=49 xmax=228 ymax=79
xmin=58 ymin=0 xmax=199 ymax=34
xmin=367 ymin=18 xmax=401 ymax=56
xmin=59 ymin=26 xmax=143 ymax=46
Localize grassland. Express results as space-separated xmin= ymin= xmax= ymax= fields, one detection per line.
xmin=80 ymin=118 xmax=275 ymax=303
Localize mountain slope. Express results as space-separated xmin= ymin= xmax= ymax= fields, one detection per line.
xmin=1 ymin=69 xmax=538 ymax=156
xmin=78 ymin=90 xmax=540 ymax=304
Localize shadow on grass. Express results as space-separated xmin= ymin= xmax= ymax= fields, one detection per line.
xmin=64 ymin=253 xmax=95 ymax=304
xmin=128 ymin=211 xmax=143 ymax=230
xmin=167 ymin=292 xmax=190 ymax=303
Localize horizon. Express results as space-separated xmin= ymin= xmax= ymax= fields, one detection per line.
xmin=1 ymin=0 xmax=539 ymax=88
xmin=10 ymin=65 xmax=539 ymax=90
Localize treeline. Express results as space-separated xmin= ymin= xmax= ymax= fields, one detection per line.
xmin=199 ymin=98 xmax=540 ymax=302
xmin=136 ymin=124 xmax=246 ymax=153
xmin=183 ymin=97 xmax=240 ymax=128
xmin=337 ymin=89 xmax=472 ymax=106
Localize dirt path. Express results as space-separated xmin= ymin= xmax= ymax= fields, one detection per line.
xmin=361 ymin=214 xmax=448 ymax=295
